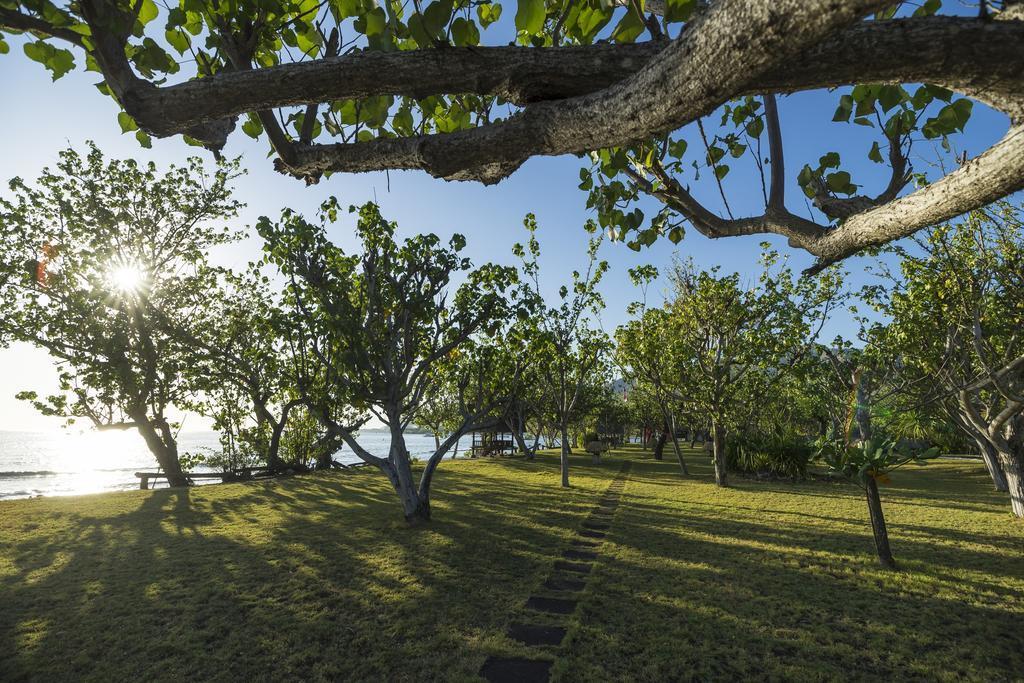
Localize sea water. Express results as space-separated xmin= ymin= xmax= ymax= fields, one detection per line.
xmin=0 ymin=429 xmax=468 ymax=500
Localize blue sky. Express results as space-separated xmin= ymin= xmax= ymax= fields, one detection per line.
xmin=0 ymin=17 xmax=1011 ymax=431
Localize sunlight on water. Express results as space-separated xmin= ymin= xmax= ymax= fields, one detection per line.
xmin=0 ymin=429 xmax=468 ymax=500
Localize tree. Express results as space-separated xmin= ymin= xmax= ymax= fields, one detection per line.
xmin=666 ymin=252 xmax=840 ymax=486
xmin=514 ymin=214 xmax=609 ymax=487
xmin=4 ymin=1 xmax=1022 ymax=268
xmin=819 ymin=437 xmax=938 ymax=568
xmin=615 ymin=265 xmax=691 ymax=475
xmin=0 ymin=143 xmax=242 ymax=487
xmin=184 ymin=268 xmax=308 ymax=473
xmin=259 ymin=200 xmax=519 ymax=522
xmin=869 ymin=203 xmax=1024 ymax=515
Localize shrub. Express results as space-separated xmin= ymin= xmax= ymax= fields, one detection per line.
xmin=726 ymin=435 xmax=816 ymax=478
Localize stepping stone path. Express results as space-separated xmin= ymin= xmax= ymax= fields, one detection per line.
xmin=480 ymin=461 xmax=632 ymax=682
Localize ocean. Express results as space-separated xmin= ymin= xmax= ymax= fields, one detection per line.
xmin=0 ymin=429 xmax=470 ymax=500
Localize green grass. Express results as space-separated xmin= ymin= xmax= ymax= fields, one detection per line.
xmin=1 ymin=447 xmax=1022 ymax=681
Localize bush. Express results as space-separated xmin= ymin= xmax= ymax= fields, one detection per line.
xmin=726 ymin=435 xmax=816 ymax=478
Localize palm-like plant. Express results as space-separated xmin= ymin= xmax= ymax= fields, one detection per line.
xmin=818 ymin=437 xmax=939 ymax=569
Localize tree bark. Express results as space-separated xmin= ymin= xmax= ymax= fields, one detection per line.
xmin=972 ymin=436 xmax=1009 ymax=493
xmin=865 ymin=476 xmax=896 ymax=569
xmin=560 ymin=423 xmax=571 ymax=488
xmin=994 ymin=447 xmax=1024 ymax=518
xmin=136 ymin=416 xmax=187 ymax=487
xmin=668 ymin=415 xmax=689 ymax=476
xmin=712 ymin=422 xmax=728 ymax=487
xmin=385 ymin=423 xmax=432 ymax=524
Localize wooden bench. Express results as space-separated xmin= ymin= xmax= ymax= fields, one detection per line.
xmin=135 ymin=472 xmax=228 ymax=490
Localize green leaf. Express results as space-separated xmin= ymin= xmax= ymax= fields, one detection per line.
xmin=476 ymin=2 xmax=502 ymax=27
xmin=714 ymin=164 xmax=729 ymax=180
xmin=0 ymin=38 xmax=9 ymax=55
xmin=611 ymin=7 xmax=645 ymax=43
xmin=117 ymin=111 xmax=138 ymax=133
xmin=138 ymin=0 xmax=159 ymax=26
xmin=165 ymin=29 xmax=191 ymax=54
xmin=135 ymin=130 xmax=152 ymax=148
xmin=745 ymin=117 xmax=764 ymax=138
xmin=451 ymin=17 xmax=480 ymax=46
xmin=832 ymin=94 xmax=853 ymax=122
xmin=868 ymin=141 xmax=883 ymax=163
xmin=667 ymin=138 xmax=687 ymax=159
xmin=515 ymin=0 xmax=546 ymax=35
xmin=241 ymin=115 xmax=263 ymax=139
xmin=664 ymin=0 xmax=697 ymax=22
xmin=826 ymin=171 xmax=855 ymax=195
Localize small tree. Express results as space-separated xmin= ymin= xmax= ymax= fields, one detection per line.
xmin=0 ymin=144 xmax=242 ymax=486
xmin=259 ymin=200 xmax=519 ymax=523
xmin=819 ymin=438 xmax=938 ymax=569
xmin=514 ymin=215 xmax=610 ymax=488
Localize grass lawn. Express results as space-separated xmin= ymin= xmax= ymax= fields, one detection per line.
xmin=1 ymin=446 xmax=1022 ymax=681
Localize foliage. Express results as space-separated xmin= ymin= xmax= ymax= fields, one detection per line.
xmin=259 ymin=199 xmax=520 ymax=519
xmin=817 ymin=437 xmax=939 ymax=488
xmin=0 ymin=143 xmax=242 ymax=483
xmin=725 ymin=434 xmax=816 ymax=479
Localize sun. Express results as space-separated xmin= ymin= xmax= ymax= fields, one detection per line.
xmin=108 ymin=262 xmax=146 ymax=294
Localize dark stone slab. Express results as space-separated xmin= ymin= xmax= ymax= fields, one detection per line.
xmin=578 ymin=529 xmax=606 ymax=539
xmin=571 ymin=539 xmax=600 ymax=548
xmin=562 ymin=549 xmax=598 ymax=561
xmin=554 ymin=560 xmax=593 ymax=574
xmin=508 ymin=623 xmax=567 ymax=646
xmin=543 ymin=576 xmax=586 ymax=592
xmin=480 ymin=657 xmax=552 ymax=683
xmin=526 ymin=596 xmax=578 ymax=614
xmin=583 ymin=521 xmax=610 ymax=530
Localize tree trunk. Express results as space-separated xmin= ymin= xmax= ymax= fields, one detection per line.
xmin=865 ymin=476 xmax=896 ymax=569
xmin=652 ymin=428 xmax=667 ymax=460
xmin=668 ymin=415 xmax=689 ymax=476
xmin=712 ymin=422 xmax=728 ymax=487
xmin=385 ymin=425 xmax=431 ymax=524
xmin=507 ymin=417 xmax=533 ymax=458
xmin=560 ymin=423 xmax=571 ymax=488
xmin=994 ymin=448 xmax=1024 ymax=518
xmin=973 ymin=436 xmax=1009 ymax=492
xmin=267 ymin=421 xmax=286 ymax=472
xmin=136 ymin=415 xmax=188 ymax=487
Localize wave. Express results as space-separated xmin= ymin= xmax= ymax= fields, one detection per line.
xmin=0 ymin=470 xmax=60 ymax=478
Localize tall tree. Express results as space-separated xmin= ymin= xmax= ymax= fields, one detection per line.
xmin=514 ymin=214 xmax=609 ymax=487
xmin=870 ymin=202 xmax=1024 ymax=515
xmin=4 ymin=1 xmax=1022 ymax=266
xmin=0 ymin=144 xmax=242 ymax=487
xmin=259 ymin=200 xmax=519 ymax=522
xmin=666 ymin=252 xmax=840 ymax=486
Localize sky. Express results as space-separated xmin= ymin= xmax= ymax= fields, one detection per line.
xmin=0 ymin=12 xmax=1012 ymax=431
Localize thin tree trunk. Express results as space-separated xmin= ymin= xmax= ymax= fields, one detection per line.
xmin=973 ymin=436 xmax=1009 ymax=492
xmin=865 ymin=476 xmax=896 ymax=569
xmin=668 ymin=414 xmax=689 ymax=476
xmin=267 ymin=421 xmax=286 ymax=472
xmin=560 ymin=423 xmax=571 ymax=488
xmin=433 ymin=432 xmax=441 ymax=451
xmin=712 ymin=422 xmax=728 ymax=487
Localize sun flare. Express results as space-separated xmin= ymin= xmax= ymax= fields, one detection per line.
xmin=108 ymin=262 xmax=145 ymax=294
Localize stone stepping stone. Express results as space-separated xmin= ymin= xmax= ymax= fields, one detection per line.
xmin=508 ymin=624 xmax=567 ymax=647
xmin=571 ymin=539 xmax=600 ymax=548
xmin=583 ymin=521 xmax=610 ymax=530
xmin=562 ymin=549 xmax=598 ymax=561
xmin=578 ymin=529 xmax=606 ymax=539
xmin=526 ymin=596 xmax=578 ymax=614
xmin=543 ymin=576 xmax=586 ymax=592
xmin=554 ymin=560 xmax=593 ymax=574
xmin=480 ymin=657 xmax=552 ymax=683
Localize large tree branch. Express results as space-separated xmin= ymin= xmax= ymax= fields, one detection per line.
xmin=59 ymin=16 xmax=1022 ymax=152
